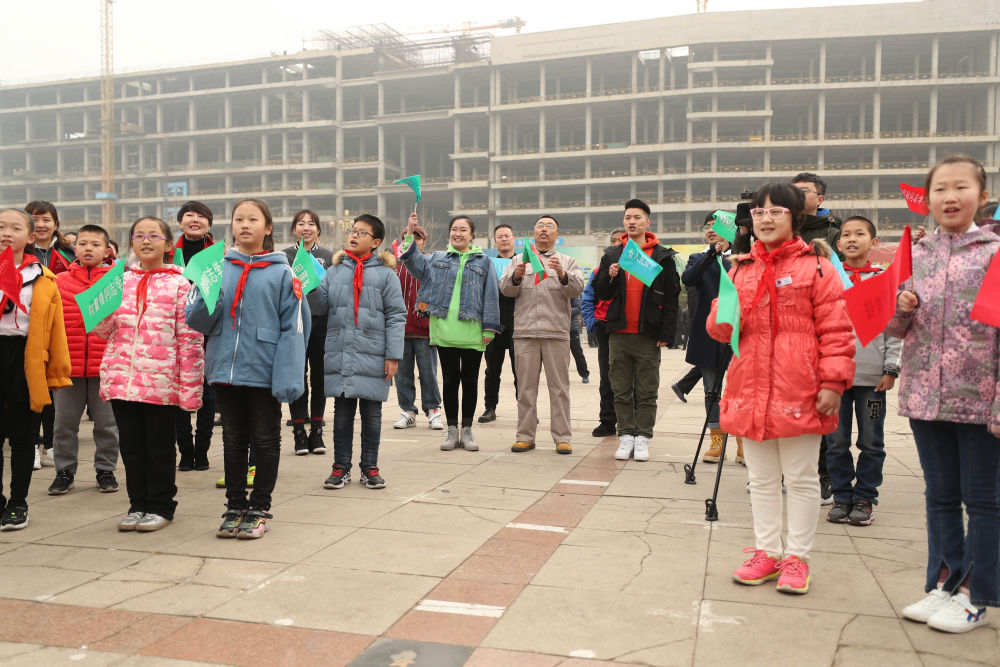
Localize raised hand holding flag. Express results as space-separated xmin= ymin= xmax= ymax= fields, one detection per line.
xmin=0 ymin=246 xmax=27 ymax=315
xmin=521 ymin=236 xmax=548 ymax=284
xmin=843 ymin=226 xmax=913 ymax=346
xmin=394 ymin=175 xmax=422 ymax=212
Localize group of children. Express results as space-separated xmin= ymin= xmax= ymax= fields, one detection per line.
xmin=1 ymin=155 xmax=998 ymax=633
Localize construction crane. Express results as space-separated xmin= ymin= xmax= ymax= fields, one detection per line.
xmin=406 ymin=17 xmax=526 ymax=36
xmin=99 ymin=0 xmax=116 ymax=233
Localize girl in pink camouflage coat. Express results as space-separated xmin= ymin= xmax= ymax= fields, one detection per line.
xmin=97 ymin=217 xmax=204 ymax=533
xmin=889 ymin=156 xmax=1000 ymax=634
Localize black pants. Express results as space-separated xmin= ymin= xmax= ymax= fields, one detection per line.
xmin=215 ymin=385 xmax=281 ymax=512
xmin=437 ymin=346 xmax=483 ymax=427
xmin=819 ymin=436 xmax=828 ymax=476
xmin=111 ymin=400 xmax=179 ymax=519
xmin=569 ymin=330 xmax=590 ymax=378
xmin=676 ymin=366 xmax=702 ymax=395
xmin=482 ymin=328 xmax=517 ymax=411
xmin=176 ymin=380 xmax=215 ymax=455
xmin=37 ymin=400 xmax=54 ymax=448
xmin=333 ymin=395 xmax=382 ymax=470
xmin=0 ymin=337 xmax=35 ymax=509
xmin=290 ymin=319 xmax=327 ymax=422
xmin=595 ymin=328 xmax=616 ymax=426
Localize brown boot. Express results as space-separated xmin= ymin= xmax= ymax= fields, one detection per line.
xmin=735 ymin=436 xmax=745 ymax=465
xmin=703 ymin=428 xmax=726 ymax=463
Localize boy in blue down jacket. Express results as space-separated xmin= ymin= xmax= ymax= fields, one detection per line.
xmin=313 ymin=214 xmax=406 ymax=491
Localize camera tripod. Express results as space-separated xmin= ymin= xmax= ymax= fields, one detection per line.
xmin=681 ymin=355 xmax=732 ymax=522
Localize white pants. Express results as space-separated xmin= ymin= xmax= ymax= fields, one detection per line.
xmin=743 ymin=434 xmax=821 ymax=559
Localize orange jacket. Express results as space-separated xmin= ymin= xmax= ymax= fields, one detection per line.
xmin=25 ymin=267 xmax=72 ymax=412
xmin=707 ymin=238 xmax=856 ymax=441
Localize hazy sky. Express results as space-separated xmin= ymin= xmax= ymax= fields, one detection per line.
xmin=4 ymin=0 xmax=912 ymax=84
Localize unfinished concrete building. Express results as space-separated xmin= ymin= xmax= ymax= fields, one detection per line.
xmin=0 ymin=0 xmax=996 ymax=245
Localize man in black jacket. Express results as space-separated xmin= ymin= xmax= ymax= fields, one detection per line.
xmin=792 ymin=172 xmax=843 ymax=250
xmin=479 ymin=224 xmax=518 ymax=423
xmin=596 ymin=199 xmax=680 ymax=463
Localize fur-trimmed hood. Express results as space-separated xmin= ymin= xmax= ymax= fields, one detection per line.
xmin=331 ymin=249 xmax=397 ymax=269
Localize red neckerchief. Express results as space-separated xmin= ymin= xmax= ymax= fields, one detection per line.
xmin=749 ymin=239 xmax=799 ymax=338
xmin=230 ymin=258 xmax=274 ymax=327
xmin=345 ymin=250 xmax=373 ymax=325
xmin=133 ymin=267 xmax=174 ymax=319
xmin=845 ymin=261 xmax=880 ymax=285
xmin=0 ymin=253 xmax=39 ymax=320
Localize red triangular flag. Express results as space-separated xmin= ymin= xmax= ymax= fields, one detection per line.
xmin=844 ymin=227 xmax=912 ymax=346
xmin=0 ymin=246 xmax=26 ymax=314
xmin=899 ymin=184 xmax=930 ymax=215
xmin=970 ymin=249 xmax=1000 ymax=328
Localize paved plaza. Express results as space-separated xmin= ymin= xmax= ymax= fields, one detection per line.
xmin=0 ymin=346 xmax=996 ymax=666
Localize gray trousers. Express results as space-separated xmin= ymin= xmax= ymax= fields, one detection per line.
xmin=53 ymin=377 xmax=119 ymax=474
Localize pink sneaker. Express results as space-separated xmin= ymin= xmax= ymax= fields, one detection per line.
xmin=733 ymin=547 xmax=780 ymax=585
xmin=776 ymin=556 xmax=810 ymax=594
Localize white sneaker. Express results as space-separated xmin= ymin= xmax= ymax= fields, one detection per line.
xmin=33 ymin=446 xmax=41 ymax=471
xmin=901 ymin=589 xmax=951 ymax=623
xmin=427 ymin=408 xmax=444 ymax=430
xmin=39 ymin=447 xmax=55 ymax=467
xmin=633 ymin=436 xmax=650 ymax=462
xmin=614 ymin=435 xmax=635 ymax=460
xmin=393 ymin=410 xmax=416 ymax=429
xmin=926 ymin=593 xmax=988 ymax=633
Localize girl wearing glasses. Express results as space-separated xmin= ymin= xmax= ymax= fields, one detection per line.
xmin=400 ymin=213 xmax=501 ymax=452
xmin=707 ymin=182 xmax=855 ymax=595
xmin=97 ymin=217 xmax=204 ymax=533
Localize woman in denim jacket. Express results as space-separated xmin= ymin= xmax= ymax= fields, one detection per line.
xmin=400 ymin=214 xmax=500 ymax=452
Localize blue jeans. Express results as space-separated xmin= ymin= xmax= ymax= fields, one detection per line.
xmin=333 ymin=395 xmax=382 ymax=470
xmin=911 ymin=419 xmax=1000 ymax=607
xmin=699 ymin=365 xmax=723 ymax=429
xmin=826 ymin=386 xmax=886 ymax=504
xmin=395 ymin=338 xmax=441 ymax=415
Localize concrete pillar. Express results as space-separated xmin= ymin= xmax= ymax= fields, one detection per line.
xmin=377 ymin=126 xmax=385 ymax=185
xmin=539 ymin=109 xmax=546 ymax=152
xmin=224 ymin=97 xmax=232 ymax=127
xmin=929 ymin=87 xmax=938 ymax=135
xmin=875 ymin=39 xmax=882 ymax=81
xmin=659 ymin=51 xmax=666 ymax=91
xmin=585 ymin=105 xmax=592 ymax=149
xmin=302 ymin=90 xmax=310 ymax=122
xmin=586 ymin=58 xmax=592 ymax=96
xmin=188 ymin=100 xmax=196 ymax=130
xmin=224 ymin=136 xmax=232 ymax=162
xmin=631 ymin=55 xmax=638 ymax=93
xmin=873 ymin=91 xmax=881 ymax=137
xmin=454 ymin=73 xmax=461 ymax=108
xmin=818 ymin=92 xmax=826 ymax=139
xmin=819 ymin=41 xmax=826 ymax=83
xmin=932 ymin=37 xmax=939 ymax=77
xmin=539 ymin=63 xmax=546 ymax=98
xmin=630 ymin=102 xmax=637 ymax=145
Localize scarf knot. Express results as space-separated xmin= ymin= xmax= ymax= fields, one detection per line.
xmin=748 ymin=239 xmax=798 ymax=338
xmin=345 ymin=250 xmax=373 ymax=325
xmin=230 ymin=259 xmax=274 ymax=327
xmin=133 ymin=266 xmax=174 ymax=319
xmin=845 ymin=261 xmax=880 ymax=285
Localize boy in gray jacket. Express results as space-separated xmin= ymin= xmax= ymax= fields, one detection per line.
xmin=827 ymin=216 xmax=902 ymax=526
xmin=313 ymin=214 xmax=406 ymax=490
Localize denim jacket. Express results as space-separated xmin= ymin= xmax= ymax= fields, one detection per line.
xmin=399 ymin=240 xmax=501 ymax=334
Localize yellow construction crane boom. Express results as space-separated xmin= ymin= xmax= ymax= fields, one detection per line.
xmin=99 ymin=0 xmax=116 ymax=232
xmin=406 ymin=17 xmax=525 ymax=36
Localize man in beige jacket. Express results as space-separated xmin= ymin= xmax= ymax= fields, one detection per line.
xmin=499 ymin=215 xmax=585 ymax=454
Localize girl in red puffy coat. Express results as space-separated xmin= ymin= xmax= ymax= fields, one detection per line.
xmin=708 ymin=182 xmax=856 ymax=595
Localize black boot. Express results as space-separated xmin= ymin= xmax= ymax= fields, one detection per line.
xmin=309 ymin=419 xmax=327 ymax=454
xmin=293 ymin=422 xmax=309 ymax=456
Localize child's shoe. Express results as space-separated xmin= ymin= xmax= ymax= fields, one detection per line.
xmin=732 ymin=547 xmax=780 ymax=585
xmin=117 ymin=511 xmax=144 ymax=531
xmin=927 ymin=592 xmax=988 ymax=633
xmin=308 ymin=419 xmax=326 ymax=454
xmin=460 ymin=427 xmax=478 ymax=451
xmin=292 ymin=422 xmax=309 ymax=455
xmin=775 ymin=556 xmax=810 ymax=594
xmin=217 ymin=509 xmax=245 ymax=538
xmin=427 ymin=408 xmax=444 ymax=430
xmin=848 ymin=500 xmax=875 ymax=526
xmin=215 ymin=473 xmax=226 ymax=488
xmin=614 ymin=435 xmax=635 ymax=460
xmin=393 ymin=410 xmax=417 ymax=429
xmin=246 ymin=466 xmax=256 ymax=488
xmin=97 ymin=470 xmax=119 ymax=493
xmin=901 ymin=588 xmax=951 ymax=623
xmin=361 ymin=466 xmax=386 ymax=489
xmin=820 ymin=474 xmax=834 ymax=505
xmin=33 ymin=446 xmax=41 ymax=470
xmin=441 ymin=426 xmax=459 ymax=451
xmin=39 ymin=447 xmax=55 ymax=467
xmin=236 ymin=509 xmax=272 ymax=539
xmin=324 ymin=464 xmax=351 ymax=489
xmin=0 ymin=504 xmax=29 ymax=531
xmin=48 ymin=470 xmax=75 ymax=495
xmin=827 ymin=502 xmax=851 ymax=523
xmin=136 ymin=513 xmax=171 ymax=532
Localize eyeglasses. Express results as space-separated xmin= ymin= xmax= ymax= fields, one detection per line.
xmin=796 ymin=187 xmax=819 ymax=196
xmin=534 ymin=222 xmax=557 ymax=230
xmin=131 ymin=234 xmax=167 ymax=242
xmin=348 ymin=228 xmax=374 ymax=239
xmin=749 ymin=207 xmax=791 ymax=220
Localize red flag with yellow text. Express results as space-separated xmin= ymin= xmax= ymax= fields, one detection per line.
xmin=844 ymin=226 xmax=912 ymax=346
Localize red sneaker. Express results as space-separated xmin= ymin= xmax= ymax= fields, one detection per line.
xmin=776 ymin=555 xmax=810 ymax=594
xmin=732 ymin=547 xmax=780 ymax=585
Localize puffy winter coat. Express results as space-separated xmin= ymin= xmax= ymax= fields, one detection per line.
xmin=97 ymin=264 xmax=204 ymax=411
xmin=885 ymin=225 xmax=1000 ymax=427
xmin=682 ymin=247 xmax=732 ymax=370
xmin=56 ymin=261 xmax=113 ymax=378
xmin=19 ymin=264 xmax=73 ymax=412
xmin=185 ymin=249 xmax=309 ymax=405
xmin=707 ymin=238 xmax=856 ymax=441
xmin=313 ymin=250 xmax=405 ymax=402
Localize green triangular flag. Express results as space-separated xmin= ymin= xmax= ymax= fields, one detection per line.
xmin=291 ymin=239 xmax=321 ymax=294
xmin=182 ymin=241 xmax=226 ymax=315
xmin=171 ymin=247 xmax=186 ymax=268
xmin=74 ymin=259 xmax=125 ymax=333
xmin=521 ymin=237 xmax=547 ymax=285
xmin=711 ymin=210 xmax=737 ymax=244
xmin=715 ymin=256 xmax=740 ymax=357
xmin=393 ymin=175 xmax=422 ymax=202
